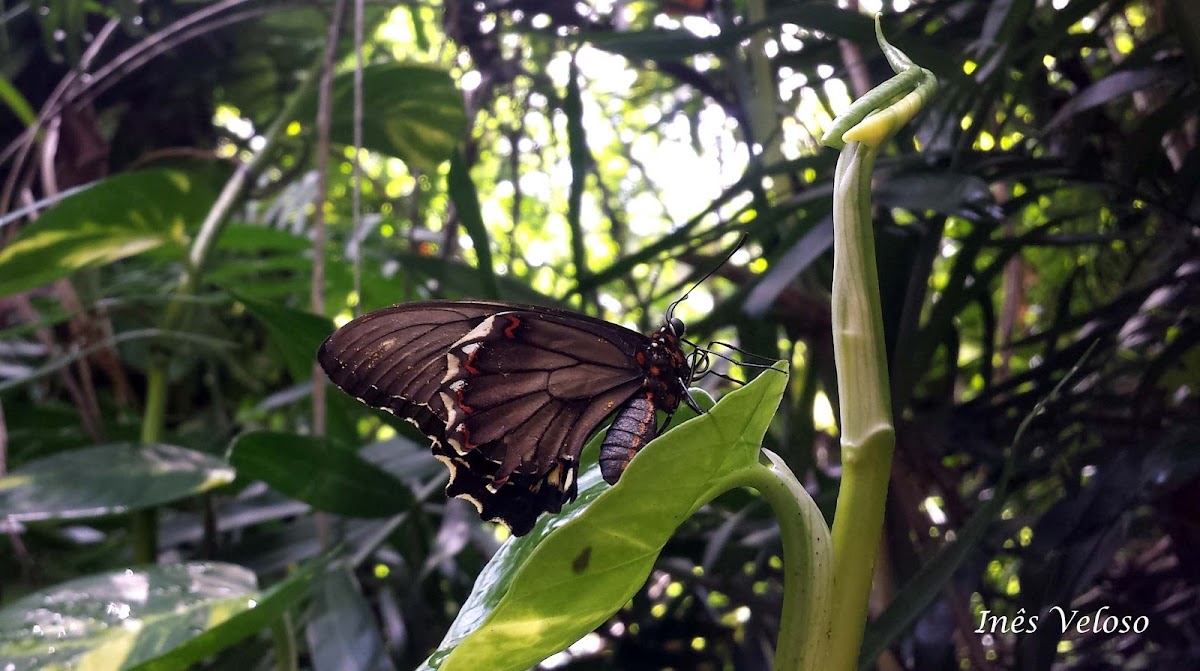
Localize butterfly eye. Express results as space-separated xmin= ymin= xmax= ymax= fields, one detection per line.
xmin=669 ymin=317 xmax=686 ymax=337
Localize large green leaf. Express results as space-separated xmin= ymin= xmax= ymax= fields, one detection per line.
xmin=0 ymin=170 xmax=216 ymax=297
xmin=228 ymin=431 xmax=415 ymax=518
xmin=0 ymin=561 xmax=318 ymax=671
xmin=215 ymin=223 xmax=312 ymax=253
xmin=420 ymin=364 xmax=788 ymax=671
xmin=235 ymin=294 xmax=334 ymax=381
xmin=0 ymin=444 xmax=235 ymax=524
xmin=296 ymin=63 xmax=467 ymax=172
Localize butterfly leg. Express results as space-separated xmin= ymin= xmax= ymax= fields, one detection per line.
xmin=682 ymin=385 xmax=706 ymax=414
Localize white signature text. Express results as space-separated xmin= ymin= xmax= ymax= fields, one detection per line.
xmin=975 ymin=606 xmax=1148 ymax=635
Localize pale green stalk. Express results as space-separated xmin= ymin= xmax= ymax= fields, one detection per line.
xmin=817 ymin=16 xmax=937 ymax=671
xmin=824 ymin=138 xmax=895 ymax=671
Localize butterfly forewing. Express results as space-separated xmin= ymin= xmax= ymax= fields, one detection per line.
xmin=317 ymin=300 xmax=688 ymax=536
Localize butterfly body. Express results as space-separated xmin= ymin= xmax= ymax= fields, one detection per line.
xmin=598 ymin=394 xmax=658 ymax=484
xmin=318 ymin=300 xmax=694 ymax=536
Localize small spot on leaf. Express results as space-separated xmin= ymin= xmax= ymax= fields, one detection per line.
xmin=572 ymin=546 xmax=592 ymax=573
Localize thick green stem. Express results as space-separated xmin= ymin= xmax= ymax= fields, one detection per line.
xmin=825 ymin=140 xmax=897 ymax=671
xmin=814 ymin=19 xmax=936 ymax=669
xmin=132 ymin=364 xmax=169 ymax=563
xmin=130 ymin=509 xmax=158 ymax=564
xmin=687 ymin=442 xmax=832 ymax=671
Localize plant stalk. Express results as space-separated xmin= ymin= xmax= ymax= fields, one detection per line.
xmin=825 ymin=140 xmax=896 ymax=671
xmin=817 ymin=17 xmax=937 ymax=670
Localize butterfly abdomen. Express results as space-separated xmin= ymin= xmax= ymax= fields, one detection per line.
xmin=599 ymin=394 xmax=658 ymax=484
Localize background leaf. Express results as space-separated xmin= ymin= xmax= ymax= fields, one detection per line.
xmin=296 ymin=63 xmax=467 ymax=172
xmin=0 ymin=444 xmax=235 ymax=524
xmin=228 ymin=431 xmax=415 ymax=518
xmin=0 ymin=170 xmax=217 ymax=297
xmin=0 ymin=561 xmax=318 ymax=671
xmin=306 ymin=567 xmax=399 ymax=671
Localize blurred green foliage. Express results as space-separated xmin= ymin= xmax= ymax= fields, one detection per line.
xmin=0 ymin=0 xmax=1197 ymax=669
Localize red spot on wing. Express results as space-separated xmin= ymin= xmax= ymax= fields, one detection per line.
xmin=456 ymin=387 xmax=474 ymax=413
xmin=504 ymin=315 xmax=521 ymax=338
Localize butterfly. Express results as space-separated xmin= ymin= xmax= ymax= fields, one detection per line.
xmin=317 ymin=300 xmax=704 ymax=536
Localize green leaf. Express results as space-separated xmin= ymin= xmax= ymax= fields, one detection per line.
xmin=1043 ymin=65 xmax=1187 ymax=132
xmin=0 ymin=72 xmax=37 ymax=126
xmin=385 ymin=251 xmax=563 ymax=308
xmin=305 ymin=567 xmax=398 ymax=671
xmin=296 ymin=63 xmax=467 ymax=172
xmin=0 ymin=561 xmax=318 ymax=671
xmin=0 ymin=170 xmax=216 ymax=297
xmin=0 ymin=444 xmax=235 ymax=524
xmin=875 ymin=170 xmax=994 ymax=219
xmin=447 ymin=151 xmax=499 ymax=299
xmin=235 ymin=294 xmax=334 ymax=381
xmin=420 ymin=365 xmax=788 ymax=671
xmin=216 ymin=224 xmax=312 ymax=253
xmin=228 ymin=431 xmax=415 ymax=518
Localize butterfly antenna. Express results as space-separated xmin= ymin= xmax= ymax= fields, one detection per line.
xmin=665 ymin=234 xmax=749 ymax=322
xmin=691 ymin=364 xmax=749 ymax=386
xmin=698 ymin=347 xmax=782 ymax=371
xmin=706 ymin=340 xmax=782 ymax=365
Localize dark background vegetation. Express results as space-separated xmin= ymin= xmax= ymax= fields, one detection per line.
xmin=1 ymin=0 xmax=1198 ymax=669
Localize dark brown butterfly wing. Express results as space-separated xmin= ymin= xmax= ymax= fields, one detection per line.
xmin=317 ymin=300 xmax=650 ymax=535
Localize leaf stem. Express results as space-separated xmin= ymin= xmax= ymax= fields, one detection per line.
xmin=726 ymin=452 xmax=832 ymax=671
xmin=272 ymin=611 xmax=299 ymax=671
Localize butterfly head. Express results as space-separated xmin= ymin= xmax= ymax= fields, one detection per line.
xmin=668 ymin=316 xmax=686 ymax=338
